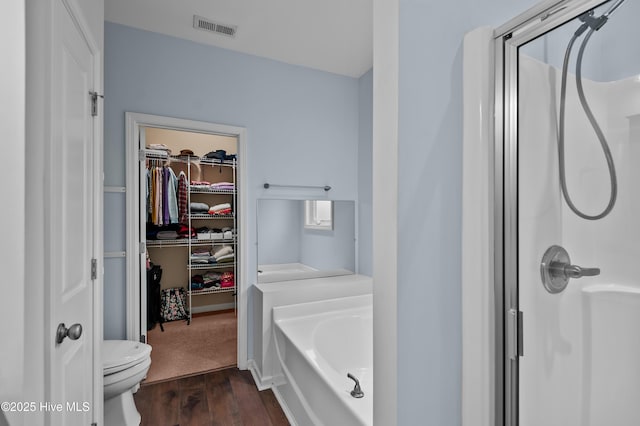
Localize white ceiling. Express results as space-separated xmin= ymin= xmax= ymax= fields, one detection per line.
xmin=105 ymin=0 xmax=373 ymax=78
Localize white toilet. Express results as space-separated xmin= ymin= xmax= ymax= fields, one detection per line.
xmin=103 ymin=340 xmax=152 ymax=426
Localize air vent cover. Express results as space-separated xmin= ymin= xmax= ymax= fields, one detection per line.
xmin=193 ymin=15 xmax=237 ymax=38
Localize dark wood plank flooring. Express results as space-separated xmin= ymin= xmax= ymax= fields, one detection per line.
xmin=134 ymin=368 xmax=290 ymax=426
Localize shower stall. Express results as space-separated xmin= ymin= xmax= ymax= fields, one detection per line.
xmin=490 ymin=0 xmax=640 ymax=424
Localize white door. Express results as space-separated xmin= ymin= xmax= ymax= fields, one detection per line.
xmin=48 ymin=1 xmax=97 ymax=424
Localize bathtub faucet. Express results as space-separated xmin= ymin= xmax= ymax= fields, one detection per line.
xmin=347 ymin=373 xmax=364 ymax=398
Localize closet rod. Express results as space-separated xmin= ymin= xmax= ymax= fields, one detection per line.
xmin=263 ymin=183 xmax=331 ymax=191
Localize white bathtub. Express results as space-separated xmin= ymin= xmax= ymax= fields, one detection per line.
xmin=273 ymin=294 xmax=373 ymax=426
xmin=251 ymin=274 xmax=372 ymax=389
xmin=257 ymin=262 xmax=354 ymax=283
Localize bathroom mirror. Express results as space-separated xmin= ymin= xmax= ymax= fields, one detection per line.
xmin=256 ymin=199 xmax=356 ymax=283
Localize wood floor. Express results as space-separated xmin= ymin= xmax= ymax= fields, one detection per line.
xmin=134 ymin=368 xmax=290 ymax=426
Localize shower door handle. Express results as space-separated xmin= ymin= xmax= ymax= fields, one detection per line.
xmin=541 ymin=245 xmax=600 ymax=293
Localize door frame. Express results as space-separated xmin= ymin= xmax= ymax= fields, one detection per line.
xmin=124 ymin=112 xmax=249 ymax=369
xmin=462 ymin=1 xmax=609 ymax=426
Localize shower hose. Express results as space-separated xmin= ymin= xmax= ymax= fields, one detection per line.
xmin=558 ymin=21 xmax=617 ymax=220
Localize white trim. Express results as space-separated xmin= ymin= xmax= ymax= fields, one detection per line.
xmin=1 ymin=2 xmax=26 ymax=424
xmin=372 ymin=0 xmax=398 ymax=423
xmin=247 ymin=359 xmax=286 ymax=391
xmin=462 ymin=26 xmax=495 ymax=426
xmin=124 ymin=112 xmax=249 ymax=370
xmin=271 ymin=386 xmax=299 ymax=426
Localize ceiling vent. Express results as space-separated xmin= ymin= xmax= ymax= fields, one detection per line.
xmin=193 ymin=15 xmax=237 ymax=38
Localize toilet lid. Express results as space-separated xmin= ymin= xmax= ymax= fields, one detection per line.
xmin=103 ymin=340 xmax=152 ymax=375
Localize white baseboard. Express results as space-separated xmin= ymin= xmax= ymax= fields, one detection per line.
xmin=272 ymin=386 xmax=298 ymax=426
xmin=190 ymin=302 xmax=235 ymax=314
xmin=247 ymin=359 xmax=286 ymax=391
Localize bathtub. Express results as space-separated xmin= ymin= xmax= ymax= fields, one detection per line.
xmin=257 ymin=262 xmax=353 ymax=283
xmin=251 ymin=274 xmax=372 ymax=389
xmin=272 ymin=294 xmax=373 ymax=426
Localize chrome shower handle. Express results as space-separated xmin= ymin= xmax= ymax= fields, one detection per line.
xmin=541 ymin=245 xmax=601 ymax=294
xmin=563 ymin=264 xmax=600 ymax=278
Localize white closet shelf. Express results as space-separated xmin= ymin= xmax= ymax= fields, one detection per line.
xmin=143 ymin=151 xmax=236 ymax=168
xmin=189 ymin=188 xmax=236 ymax=194
xmin=189 ymin=263 xmax=235 ymax=270
xmin=189 ymin=286 xmax=236 ymax=296
xmin=188 ymin=214 xmax=235 ymax=220
xmin=147 ymin=238 xmax=236 ymax=248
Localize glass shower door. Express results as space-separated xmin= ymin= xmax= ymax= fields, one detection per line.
xmin=511 ymin=0 xmax=640 ymax=424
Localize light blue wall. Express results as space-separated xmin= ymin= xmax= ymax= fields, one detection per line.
xmin=358 ymin=69 xmax=373 ymax=277
xmin=104 ymin=22 xmax=363 ymax=345
xmin=256 ymin=199 xmax=302 ymax=265
xmin=396 ymin=1 xmax=537 ymax=424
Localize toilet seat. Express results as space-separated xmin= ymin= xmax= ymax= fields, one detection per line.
xmin=103 ymin=357 xmax=152 ymax=390
xmin=103 ymin=340 xmax=152 ymax=376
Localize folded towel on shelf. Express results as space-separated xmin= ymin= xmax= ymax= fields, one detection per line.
xmin=208 ymin=202 xmax=232 ymax=215
xmin=213 ymin=246 xmax=233 ymax=259
xmin=191 ymin=180 xmax=211 ymax=186
xmin=216 ymin=253 xmax=235 ymax=263
xmin=210 ymin=182 xmax=235 ymax=191
xmin=190 ymin=202 xmax=209 ymax=212
xmin=202 ymin=271 xmax=222 ymax=285
xmin=191 ymin=248 xmax=210 ymax=256
xmin=156 ymin=231 xmax=178 ymax=240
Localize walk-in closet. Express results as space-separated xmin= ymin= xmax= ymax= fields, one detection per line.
xmin=139 ymin=126 xmax=240 ymax=383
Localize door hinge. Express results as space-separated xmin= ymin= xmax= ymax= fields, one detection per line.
xmin=140 ymin=335 xmax=146 ymax=344
xmin=89 ymin=91 xmax=104 ymax=117
xmin=139 ymin=241 xmax=146 ymax=253
xmin=91 ymin=423 xmax=97 ymax=426
xmin=507 ymin=308 xmax=523 ymax=360
xmin=91 ymin=258 xmax=97 ymax=280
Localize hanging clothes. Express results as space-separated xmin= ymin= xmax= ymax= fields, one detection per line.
xmin=178 ymin=171 xmax=188 ymax=224
xmin=167 ymin=168 xmax=179 ymax=224
xmin=147 ymin=165 xmax=180 ymax=226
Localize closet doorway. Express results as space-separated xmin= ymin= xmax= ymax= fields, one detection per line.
xmin=125 ymin=113 xmax=248 ymax=383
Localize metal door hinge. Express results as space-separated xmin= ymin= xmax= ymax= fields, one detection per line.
xmin=140 ymin=335 xmax=146 ymax=344
xmin=91 ymin=258 xmax=97 ymax=280
xmin=140 ymin=241 xmax=146 ymax=253
xmin=507 ymin=309 xmax=523 ymax=360
xmin=91 ymin=422 xmax=97 ymax=426
xmin=89 ymin=91 xmax=104 ymax=117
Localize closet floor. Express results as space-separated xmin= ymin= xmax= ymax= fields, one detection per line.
xmin=144 ymin=310 xmax=237 ymax=384
xmin=134 ymin=368 xmax=290 ymax=426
